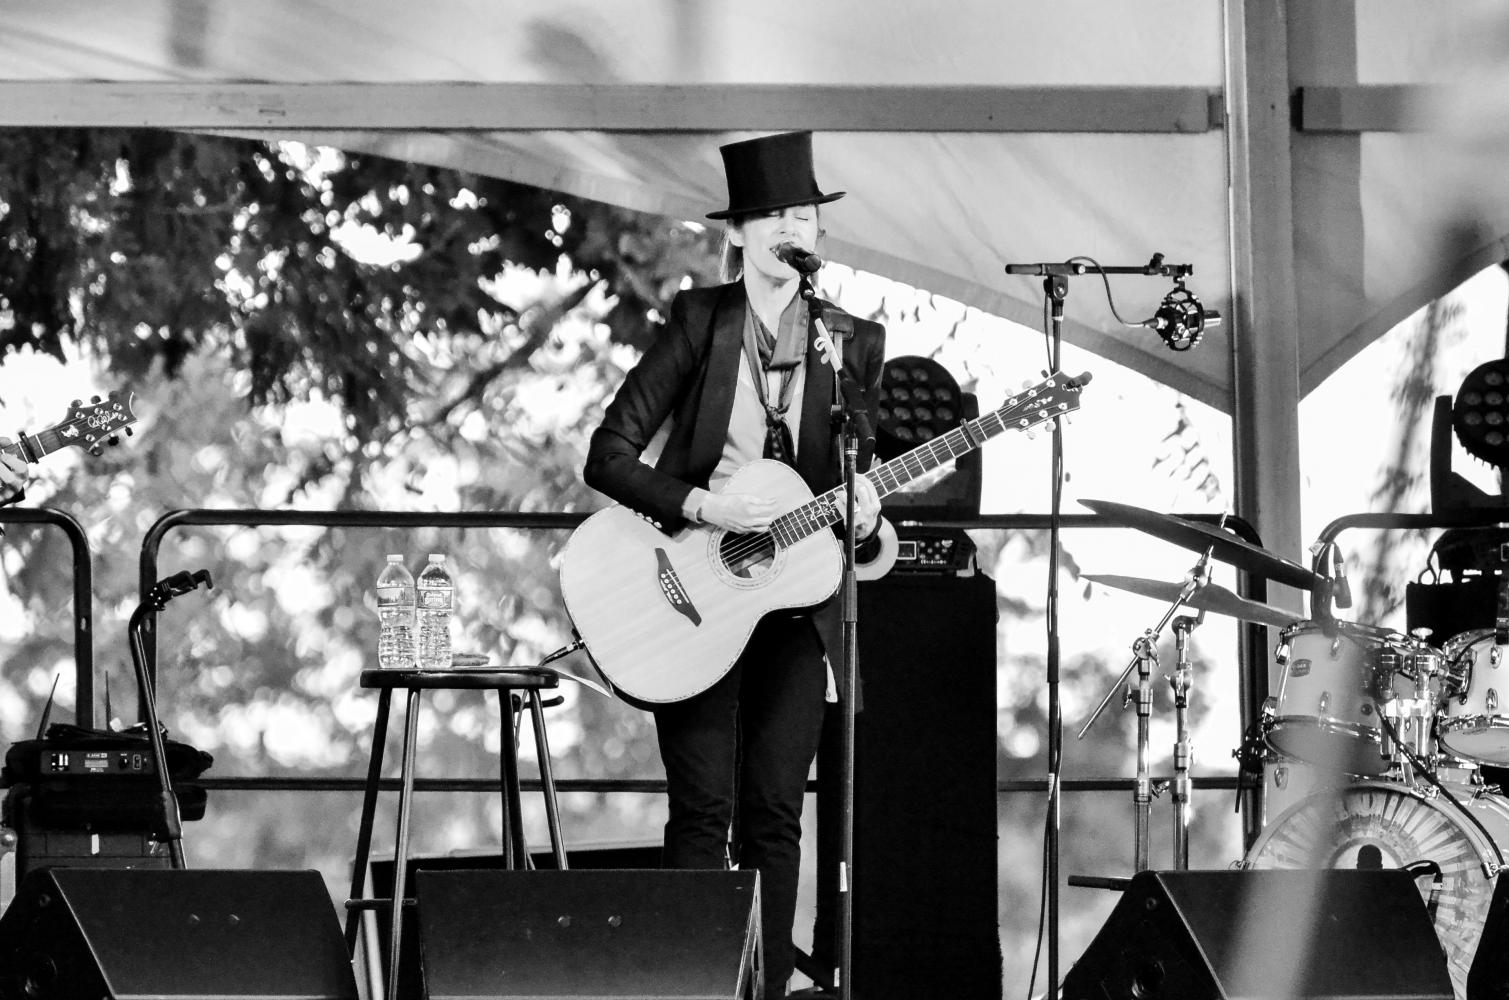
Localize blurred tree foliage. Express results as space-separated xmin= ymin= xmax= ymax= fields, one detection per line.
xmin=0 ymin=128 xmax=718 ymax=478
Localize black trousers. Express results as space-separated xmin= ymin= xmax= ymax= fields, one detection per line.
xmin=654 ymin=614 xmax=828 ymax=1000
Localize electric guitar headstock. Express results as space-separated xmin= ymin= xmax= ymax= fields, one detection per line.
xmin=3 ymin=389 xmax=139 ymax=463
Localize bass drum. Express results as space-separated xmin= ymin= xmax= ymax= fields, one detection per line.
xmin=1245 ymin=781 xmax=1509 ymax=1000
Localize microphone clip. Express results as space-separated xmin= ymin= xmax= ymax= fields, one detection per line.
xmin=1149 ymin=277 xmax=1220 ymax=352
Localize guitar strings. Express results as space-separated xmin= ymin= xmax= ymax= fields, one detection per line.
xmin=713 ymin=408 xmax=1012 ymax=565
xmin=710 ymin=385 xmax=1071 ymax=565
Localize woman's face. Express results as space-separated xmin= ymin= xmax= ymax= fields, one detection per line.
xmin=731 ymin=204 xmax=821 ymax=282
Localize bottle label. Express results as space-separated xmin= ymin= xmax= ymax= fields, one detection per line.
xmin=377 ymin=584 xmax=414 ymax=607
xmin=419 ymin=587 xmax=452 ymax=609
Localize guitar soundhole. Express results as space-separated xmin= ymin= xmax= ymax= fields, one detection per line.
xmin=720 ymin=532 xmax=777 ymax=580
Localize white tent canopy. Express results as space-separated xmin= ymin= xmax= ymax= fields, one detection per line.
xmin=5 ymin=0 xmax=1507 ymax=565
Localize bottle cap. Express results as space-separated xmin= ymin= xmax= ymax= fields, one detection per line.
xmin=386 ymin=554 xmax=403 ymax=561
xmin=428 ymin=553 xmax=444 ymax=561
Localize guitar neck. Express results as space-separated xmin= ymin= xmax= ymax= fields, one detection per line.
xmin=2 ymin=433 xmax=47 ymax=464
xmin=770 ymin=377 xmax=1075 ymax=546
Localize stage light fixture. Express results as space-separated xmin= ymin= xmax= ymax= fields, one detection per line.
xmin=1453 ymin=358 xmax=1509 ymax=467
xmin=872 ymin=356 xmax=982 ymax=562
xmin=875 ymin=356 xmax=966 ymax=460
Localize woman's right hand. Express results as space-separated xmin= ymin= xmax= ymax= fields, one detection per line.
xmin=700 ymin=491 xmax=780 ymax=532
xmin=0 ymin=445 xmax=27 ymax=506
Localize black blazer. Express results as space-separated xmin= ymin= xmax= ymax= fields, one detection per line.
xmin=584 ymin=281 xmax=887 ymax=683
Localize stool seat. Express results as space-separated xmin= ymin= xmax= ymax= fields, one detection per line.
xmin=359 ymin=666 xmax=560 ymax=691
xmin=346 ymin=661 xmax=569 ymax=1000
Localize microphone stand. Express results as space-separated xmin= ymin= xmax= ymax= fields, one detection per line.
xmin=801 ymin=272 xmax=861 ymax=1000
xmin=1005 ymin=256 xmax=1196 ymax=998
xmin=126 ymin=569 xmax=212 ymax=869
xmin=1002 ymin=264 xmax=1070 ymax=996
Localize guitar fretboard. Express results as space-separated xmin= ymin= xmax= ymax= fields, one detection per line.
xmin=767 ymin=375 xmax=1082 ymax=548
xmin=2 ymin=433 xmax=47 ymax=464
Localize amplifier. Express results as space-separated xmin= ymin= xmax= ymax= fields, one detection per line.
xmin=4 ymin=787 xmax=172 ymax=888
xmin=41 ymin=747 xmax=158 ymax=777
xmin=893 ymin=526 xmax=976 ymax=575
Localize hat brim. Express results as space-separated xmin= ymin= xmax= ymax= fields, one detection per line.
xmin=706 ymin=190 xmax=845 ymax=221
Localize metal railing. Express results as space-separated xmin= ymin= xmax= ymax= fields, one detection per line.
xmin=133 ymin=506 xmax=1270 ymax=838
xmin=0 ymin=506 xmax=96 ymax=726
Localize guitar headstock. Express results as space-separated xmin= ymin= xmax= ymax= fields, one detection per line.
xmin=53 ymin=390 xmax=138 ymax=456
xmin=997 ymin=370 xmax=1094 ymax=432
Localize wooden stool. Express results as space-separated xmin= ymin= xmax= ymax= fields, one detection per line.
xmin=344 ymin=667 xmax=568 ymax=999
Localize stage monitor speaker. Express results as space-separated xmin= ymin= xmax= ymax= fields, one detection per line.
xmin=413 ymin=869 xmax=761 ymax=999
xmin=813 ymin=573 xmax=1001 ymax=999
xmin=0 ymin=867 xmax=358 ymax=1000
xmin=1470 ymin=865 xmax=1509 ymax=1000
xmin=367 ymin=843 xmax=663 ymax=999
xmin=1062 ymin=869 xmax=1452 ymax=1000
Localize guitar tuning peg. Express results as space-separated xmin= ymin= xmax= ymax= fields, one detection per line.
xmin=125 ymin=427 xmax=134 ymax=437
xmin=88 ymin=446 xmax=101 ymax=456
xmin=1040 ymin=369 xmax=1050 ymax=379
xmin=1025 ymin=428 xmax=1038 ymax=441
xmin=70 ymin=398 xmax=82 ymax=408
xmin=90 ymin=395 xmax=101 ymax=404
xmin=1021 ymin=379 xmax=1034 ymax=390
xmin=107 ymin=435 xmax=119 ymax=446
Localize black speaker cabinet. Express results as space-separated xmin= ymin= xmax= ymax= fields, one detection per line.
xmin=0 ymin=867 xmax=358 ymax=1000
xmin=813 ymin=573 xmax=1001 ymax=998
xmin=1470 ymin=866 xmax=1509 ymax=1000
xmin=367 ymin=843 xmax=663 ymax=999
xmin=1063 ymin=869 xmax=1453 ymax=1000
xmin=413 ymin=869 xmax=761 ymax=999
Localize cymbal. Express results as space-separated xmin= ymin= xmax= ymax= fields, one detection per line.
xmin=1080 ymin=498 xmax=1323 ymax=592
xmin=1082 ymin=573 xmax=1298 ymax=628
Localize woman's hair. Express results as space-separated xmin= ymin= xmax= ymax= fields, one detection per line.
xmin=717 ymin=206 xmax=823 ymax=284
xmin=718 ymin=215 xmax=753 ymax=283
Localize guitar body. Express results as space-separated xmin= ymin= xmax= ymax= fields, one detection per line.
xmin=559 ymin=460 xmax=842 ymax=704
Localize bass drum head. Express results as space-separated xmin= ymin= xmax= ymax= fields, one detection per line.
xmin=1245 ymin=781 xmax=1509 ymax=1000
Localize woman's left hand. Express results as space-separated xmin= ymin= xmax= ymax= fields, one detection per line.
xmin=839 ymin=475 xmax=881 ymax=538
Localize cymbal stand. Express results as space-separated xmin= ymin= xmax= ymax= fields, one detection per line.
xmin=1130 ymin=630 xmax=1157 ymax=872
xmin=1170 ymin=608 xmax=1205 ymax=870
xmin=1079 ymin=547 xmax=1212 ymax=871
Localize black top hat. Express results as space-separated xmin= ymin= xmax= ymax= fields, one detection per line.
xmin=707 ymin=131 xmax=845 ymax=221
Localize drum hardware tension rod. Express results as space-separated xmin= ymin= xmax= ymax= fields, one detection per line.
xmin=1078 ymin=545 xmax=1214 ymax=739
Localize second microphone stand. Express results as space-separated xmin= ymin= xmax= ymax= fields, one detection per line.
xmin=127 ymin=569 xmax=213 ymax=869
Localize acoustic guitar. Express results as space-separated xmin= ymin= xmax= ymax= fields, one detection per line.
xmin=560 ymin=370 xmax=1091 ymax=703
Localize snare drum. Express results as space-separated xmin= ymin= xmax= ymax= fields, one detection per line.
xmin=1267 ymin=620 xmax=1443 ymax=775
xmin=1439 ymin=629 xmax=1509 ymax=764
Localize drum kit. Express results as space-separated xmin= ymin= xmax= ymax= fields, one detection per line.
xmin=1082 ymin=499 xmax=1509 ymax=1000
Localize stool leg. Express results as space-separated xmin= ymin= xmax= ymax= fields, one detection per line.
xmin=386 ymin=685 xmax=422 ymax=1000
xmin=528 ymin=690 xmax=569 ymax=870
xmin=345 ymin=686 xmax=393 ymax=955
xmin=498 ymin=690 xmax=526 ymax=868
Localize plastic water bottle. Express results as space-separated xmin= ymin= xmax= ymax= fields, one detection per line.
xmin=375 ymin=554 xmax=415 ymax=670
xmin=416 ymin=554 xmax=454 ymax=670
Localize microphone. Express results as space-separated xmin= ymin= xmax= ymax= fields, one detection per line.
xmin=1317 ymin=541 xmax=1352 ymax=609
xmin=773 ymin=242 xmax=823 ymax=275
xmin=1148 ymin=280 xmax=1220 ymax=351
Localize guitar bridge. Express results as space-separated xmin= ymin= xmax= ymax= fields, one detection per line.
xmin=655 ymin=548 xmax=702 ymax=626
